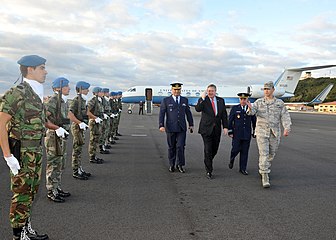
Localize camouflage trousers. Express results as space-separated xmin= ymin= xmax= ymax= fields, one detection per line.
xmin=100 ymin=118 xmax=110 ymax=145
xmin=256 ymin=132 xmax=280 ymax=174
xmin=110 ymin=117 xmax=118 ymax=138
xmin=10 ymin=147 xmax=42 ymax=228
xmin=45 ymin=130 xmax=67 ymax=191
xmin=89 ymin=119 xmax=101 ymax=158
xmin=116 ymin=112 xmax=121 ymax=133
xmin=71 ymin=123 xmax=85 ymax=171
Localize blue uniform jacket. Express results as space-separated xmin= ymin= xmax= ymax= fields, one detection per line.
xmin=159 ymin=96 xmax=194 ymax=133
xmin=228 ymin=104 xmax=256 ymax=140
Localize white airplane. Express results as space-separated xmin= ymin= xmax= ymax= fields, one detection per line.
xmin=122 ymin=65 xmax=336 ymax=113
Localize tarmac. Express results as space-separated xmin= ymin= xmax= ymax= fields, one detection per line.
xmin=1 ymin=107 xmax=336 ymax=240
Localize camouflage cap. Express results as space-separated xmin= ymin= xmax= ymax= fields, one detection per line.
xmin=264 ymin=81 xmax=274 ymax=89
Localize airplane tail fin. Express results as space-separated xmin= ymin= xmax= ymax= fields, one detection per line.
xmin=274 ymin=65 xmax=336 ymax=95
xmin=308 ymin=83 xmax=334 ymax=105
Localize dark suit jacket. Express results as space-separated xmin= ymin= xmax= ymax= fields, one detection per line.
xmin=159 ymin=96 xmax=193 ymax=133
xmin=228 ymin=104 xmax=256 ymax=140
xmin=195 ymin=96 xmax=228 ymax=136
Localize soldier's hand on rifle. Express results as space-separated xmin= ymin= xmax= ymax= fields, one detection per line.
xmin=95 ymin=117 xmax=103 ymax=124
xmin=103 ymin=113 xmax=109 ymax=119
xmin=55 ymin=127 xmax=69 ymax=138
xmin=79 ymin=122 xmax=89 ymax=130
xmin=5 ymin=154 xmax=20 ymax=176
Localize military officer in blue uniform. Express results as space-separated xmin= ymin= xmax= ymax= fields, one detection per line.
xmin=159 ymin=83 xmax=194 ymax=173
xmin=228 ymin=93 xmax=256 ymax=175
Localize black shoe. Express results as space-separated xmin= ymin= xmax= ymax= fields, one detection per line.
xmin=73 ymin=171 xmax=89 ymax=180
xmin=57 ymin=188 xmax=71 ymax=197
xmin=113 ymin=137 xmax=119 ymax=140
xmin=100 ymin=149 xmax=110 ymax=154
xmin=26 ymin=220 xmax=49 ymax=240
xmin=206 ymin=172 xmax=213 ymax=179
xmin=176 ymin=165 xmax=185 ymax=173
xmin=81 ymin=168 xmax=91 ymax=177
xmin=104 ymin=144 xmax=112 ymax=149
xmin=110 ymin=140 xmax=116 ymax=144
xmin=239 ymin=169 xmax=249 ymax=175
xmin=169 ymin=166 xmax=175 ymax=172
xmin=47 ymin=190 xmax=65 ymax=203
xmin=117 ymin=133 xmax=122 ymax=136
xmin=90 ymin=157 xmax=104 ymax=164
xmin=228 ymin=160 xmax=234 ymax=169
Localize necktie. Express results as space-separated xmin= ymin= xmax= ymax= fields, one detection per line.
xmin=176 ymin=97 xmax=179 ymax=105
xmin=211 ymin=98 xmax=216 ymax=116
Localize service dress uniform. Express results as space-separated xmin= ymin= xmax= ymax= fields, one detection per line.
xmin=100 ymin=88 xmax=111 ymax=152
xmin=228 ymin=93 xmax=256 ymax=175
xmin=159 ymin=83 xmax=194 ymax=172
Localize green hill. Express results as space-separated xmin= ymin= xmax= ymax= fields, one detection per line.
xmin=286 ymin=77 xmax=336 ymax=103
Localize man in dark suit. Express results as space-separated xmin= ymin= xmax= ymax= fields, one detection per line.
xmin=159 ymin=83 xmax=194 ymax=173
xmin=195 ymin=84 xmax=228 ymax=179
xmin=228 ymin=93 xmax=256 ymax=175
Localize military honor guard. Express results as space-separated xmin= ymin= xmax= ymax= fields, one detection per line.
xmin=247 ymin=81 xmax=292 ymax=188
xmin=228 ymin=93 xmax=256 ymax=175
xmin=0 ymin=55 xmax=49 ymax=239
xmin=44 ymin=77 xmax=71 ymax=202
xmin=109 ymin=91 xmax=120 ymax=143
xmin=115 ymin=91 xmax=123 ymax=136
xmin=68 ymin=81 xmax=91 ymax=180
xmin=159 ymin=83 xmax=194 ymax=173
xmin=195 ymin=84 xmax=228 ymax=179
xmin=87 ymin=87 xmax=105 ymax=163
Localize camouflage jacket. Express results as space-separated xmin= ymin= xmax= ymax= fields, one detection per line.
xmin=69 ymin=94 xmax=88 ymax=122
xmin=87 ymin=96 xmax=103 ymax=118
xmin=45 ymin=93 xmax=70 ymax=131
xmin=110 ymin=99 xmax=119 ymax=114
xmin=102 ymin=97 xmax=111 ymax=115
xmin=0 ymin=81 xmax=46 ymax=144
xmin=117 ymin=98 xmax=122 ymax=110
xmin=248 ymin=97 xmax=291 ymax=137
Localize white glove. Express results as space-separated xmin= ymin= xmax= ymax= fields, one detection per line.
xmin=115 ymin=113 xmax=119 ymax=117
xmin=103 ymin=113 xmax=109 ymax=119
xmin=79 ymin=122 xmax=89 ymax=130
xmin=55 ymin=127 xmax=69 ymax=138
xmin=95 ymin=117 xmax=103 ymax=124
xmin=118 ymin=109 xmax=122 ymax=113
xmin=5 ymin=154 xmax=20 ymax=176
xmin=110 ymin=114 xmax=115 ymax=118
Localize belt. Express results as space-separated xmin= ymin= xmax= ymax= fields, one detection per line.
xmin=21 ymin=139 xmax=42 ymax=148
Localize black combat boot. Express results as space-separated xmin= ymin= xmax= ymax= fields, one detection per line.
xmin=26 ymin=218 xmax=49 ymax=239
xmin=79 ymin=166 xmax=91 ymax=177
xmin=73 ymin=170 xmax=89 ymax=180
xmin=47 ymin=190 xmax=65 ymax=203
xmin=57 ymin=188 xmax=71 ymax=197
xmin=99 ymin=145 xmax=110 ymax=154
xmin=90 ymin=156 xmax=104 ymax=164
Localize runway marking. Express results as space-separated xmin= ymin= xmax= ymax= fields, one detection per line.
xmin=310 ymin=129 xmax=319 ymax=131
xmin=131 ymin=134 xmax=147 ymax=137
xmin=134 ymin=125 xmax=145 ymax=128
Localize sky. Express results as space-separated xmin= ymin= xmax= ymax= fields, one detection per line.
xmin=0 ymin=0 xmax=336 ymax=97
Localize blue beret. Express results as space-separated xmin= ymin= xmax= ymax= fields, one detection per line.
xmin=52 ymin=77 xmax=69 ymax=88
xmin=76 ymin=81 xmax=90 ymax=89
xmin=17 ymin=55 xmax=46 ymax=67
xmin=117 ymin=91 xmax=122 ymax=95
xmin=102 ymin=88 xmax=109 ymax=93
xmin=92 ymin=87 xmax=102 ymax=93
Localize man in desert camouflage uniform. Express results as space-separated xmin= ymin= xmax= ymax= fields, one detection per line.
xmin=100 ymin=88 xmax=111 ymax=153
xmin=0 ymin=55 xmax=49 ymax=239
xmin=44 ymin=77 xmax=71 ymax=203
xmin=68 ymin=81 xmax=91 ymax=180
xmin=247 ymin=81 xmax=292 ymax=188
xmin=87 ymin=87 xmax=104 ymax=163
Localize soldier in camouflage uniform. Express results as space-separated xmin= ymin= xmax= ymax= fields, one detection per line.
xmin=115 ymin=91 xmax=123 ymax=136
xmin=99 ymin=88 xmax=111 ymax=153
xmin=247 ymin=81 xmax=292 ymax=188
xmin=68 ymin=81 xmax=91 ymax=180
xmin=87 ymin=87 xmax=104 ymax=163
xmin=44 ymin=77 xmax=71 ymax=203
xmin=109 ymin=92 xmax=120 ymax=142
xmin=0 ymin=55 xmax=49 ymax=239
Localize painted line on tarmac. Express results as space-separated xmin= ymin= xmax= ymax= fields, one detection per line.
xmin=131 ymin=134 xmax=147 ymax=137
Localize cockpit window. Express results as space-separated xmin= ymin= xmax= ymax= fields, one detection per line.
xmin=127 ymin=88 xmax=136 ymax=92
